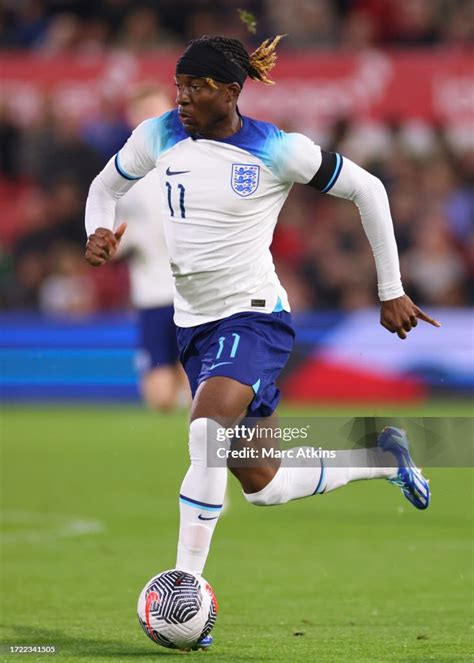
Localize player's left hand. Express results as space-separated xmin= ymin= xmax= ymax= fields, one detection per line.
xmin=380 ymin=294 xmax=441 ymax=340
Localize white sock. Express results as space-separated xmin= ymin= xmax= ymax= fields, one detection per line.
xmin=176 ymin=418 xmax=228 ymax=575
xmin=321 ymin=448 xmax=397 ymax=493
xmin=244 ymin=447 xmax=397 ymax=505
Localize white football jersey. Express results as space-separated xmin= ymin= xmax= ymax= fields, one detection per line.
xmin=87 ymin=111 xmax=405 ymax=316
xmin=115 ymin=170 xmax=175 ymax=309
xmin=107 ymin=110 xmax=323 ymax=327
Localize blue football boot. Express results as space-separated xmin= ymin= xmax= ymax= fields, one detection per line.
xmin=179 ymin=634 xmax=213 ymax=652
xmin=378 ymin=427 xmax=430 ymax=510
xmin=192 ymin=634 xmax=213 ymax=650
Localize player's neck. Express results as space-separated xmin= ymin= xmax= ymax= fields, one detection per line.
xmin=196 ymin=111 xmax=242 ymax=140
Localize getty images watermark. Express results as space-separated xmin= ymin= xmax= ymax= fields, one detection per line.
xmin=215 ymin=424 xmax=336 ymax=462
xmin=206 ymin=417 xmax=473 ymax=468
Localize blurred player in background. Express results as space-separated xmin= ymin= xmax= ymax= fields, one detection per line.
xmin=115 ymin=84 xmax=188 ymax=411
xmin=85 ymin=34 xmax=440 ymax=648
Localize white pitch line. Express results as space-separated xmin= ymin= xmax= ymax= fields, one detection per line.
xmin=1 ymin=510 xmax=105 ymax=544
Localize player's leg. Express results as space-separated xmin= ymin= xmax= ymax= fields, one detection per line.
xmin=175 ymin=311 xmax=428 ymax=578
xmin=240 ymin=423 xmax=429 ymax=510
xmin=242 ymin=434 xmax=399 ymax=506
xmin=174 ymin=308 xmax=297 ymax=575
xmin=176 ymin=376 xmax=255 ymax=575
xmin=209 ymin=314 xmax=427 ymax=508
xmin=227 ymin=413 xmax=281 ymax=494
xmin=222 ymin=340 xmax=424 ymax=506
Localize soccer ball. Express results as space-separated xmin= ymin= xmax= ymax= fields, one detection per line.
xmin=137 ymin=569 xmax=217 ymax=649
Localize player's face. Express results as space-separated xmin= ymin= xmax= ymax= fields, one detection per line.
xmin=175 ymin=75 xmax=237 ymax=136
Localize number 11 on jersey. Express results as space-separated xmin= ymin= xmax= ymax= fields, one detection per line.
xmin=166 ymin=182 xmax=186 ymax=219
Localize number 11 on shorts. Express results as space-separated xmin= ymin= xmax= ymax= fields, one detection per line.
xmin=216 ymin=333 xmax=240 ymax=360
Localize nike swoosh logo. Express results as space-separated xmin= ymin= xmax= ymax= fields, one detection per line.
xmin=166 ymin=167 xmax=191 ymax=176
xmin=198 ymin=514 xmax=218 ymax=521
xmin=209 ymin=361 xmax=233 ymax=370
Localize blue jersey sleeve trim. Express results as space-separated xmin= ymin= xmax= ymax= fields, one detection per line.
xmin=321 ymin=153 xmax=343 ymax=193
xmin=114 ymin=152 xmax=143 ymax=181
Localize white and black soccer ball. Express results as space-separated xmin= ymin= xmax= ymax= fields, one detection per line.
xmin=137 ymin=569 xmax=217 ymax=649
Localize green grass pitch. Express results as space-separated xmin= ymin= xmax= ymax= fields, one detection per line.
xmin=1 ymin=403 xmax=473 ymax=662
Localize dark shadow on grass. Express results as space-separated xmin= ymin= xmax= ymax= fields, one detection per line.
xmin=4 ymin=624 xmax=191 ymax=658
xmin=5 ymin=625 xmax=270 ymax=660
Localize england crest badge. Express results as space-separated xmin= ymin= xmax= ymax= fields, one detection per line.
xmin=231 ymin=163 xmax=260 ymax=197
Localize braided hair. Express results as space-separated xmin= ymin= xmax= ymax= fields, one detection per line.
xmin=190 ymin=35 xmax=283 ymax=86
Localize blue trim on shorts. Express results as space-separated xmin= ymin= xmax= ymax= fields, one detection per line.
xmin=273 ymin=297 xmax=284 ymax=312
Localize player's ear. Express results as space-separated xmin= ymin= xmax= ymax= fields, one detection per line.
xmin=226 ymin=82 xmax=241 ymax=102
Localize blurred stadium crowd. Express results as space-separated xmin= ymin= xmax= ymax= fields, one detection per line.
xmin=0 ymin=0 xmax=472 ymax=316
xmin=1 ymin=0 xmax=473 ymax=51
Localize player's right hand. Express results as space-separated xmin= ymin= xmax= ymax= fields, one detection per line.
xmin=85 ymin=223 xmax=127 ymax=266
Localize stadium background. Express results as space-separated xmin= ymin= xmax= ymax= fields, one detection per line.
xmin=0 ymin=0 xmax=473 ymax=403
xmin=1 ymin=2 xmax=473 ymax=662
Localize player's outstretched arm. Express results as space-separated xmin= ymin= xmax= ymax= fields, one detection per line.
xmin=307 ymin=151 xmax=441 ymax=339
xmin=380 ymin=293 xmax=441 ymax=340
xmin=85 ymin=223 xmax=126 ymax=267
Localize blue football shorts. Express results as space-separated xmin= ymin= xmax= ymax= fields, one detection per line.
xmin=176 ymin=310 xmax=295 ymax=418
xmin=135 ymin=305 xmax=179 ymax=374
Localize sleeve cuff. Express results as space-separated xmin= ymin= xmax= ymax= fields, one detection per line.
xmin=378 ymin=282 xmax=405 ymax=301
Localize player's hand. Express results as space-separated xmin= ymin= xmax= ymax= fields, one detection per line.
xmin=380 ymin=294 xmax=441 ymax=340
xmin=85 ymin=223 xmax=127 ymax=266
